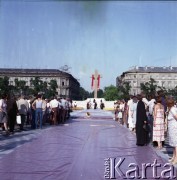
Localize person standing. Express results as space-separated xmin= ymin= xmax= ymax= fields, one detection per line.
xmin=6 ymin=94 xmax=18 ymax=134
xmin=0 ymin=94 xmax=9 ymax=135
xmin=127 ymin=95 xmax=133 ymax=129
xmin=122 ymin=99 xmax=128 ymax=128
xmin=153 ymin=96 xmax=165 ymax=149
xmin=60 ymin=98 xmax=67 ymax=123
xmin=74 ymin=102 xmax=77 ymax=108
xmin=129 ymin=96 xmax=138 ymax=132
xmin=148 ymin=94 xmax=156 ymax=142
xmin=93 ymin=99 xmax=97 ymax=109
xmin=49 ymin=96 xmax=59 ymax=125
xmin=32 ymin=95 xmax=43 ymax=129
xmin=100 ymin=100 xmax=105 ymax=110
xmin=16 ymin=95 xmax=29 ymax=131
xmin=136 ymin=94 xmax=148 ymax=146
xmin=166 ymin=97 xmax=177 ymax=165
xmin=42 ymin=97 xmax=47 ymax=125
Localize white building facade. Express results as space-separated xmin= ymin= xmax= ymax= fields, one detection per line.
xmin=0 ymin=68 xmax=80 ymax=99
xmin=116 ymin=66 xmax=177 ymax=95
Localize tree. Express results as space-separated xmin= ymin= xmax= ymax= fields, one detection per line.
xmin=30 ymin=77 xmax=44 ymax=95
xmin=79 ymin=87 xmax=91 ymax=100
xmin=118 ymin=81 xmax=131 ymax=100
xmin=14 ymin=78 xmax=29 ymax=95
xmin=0 ymin=76 xmax=10 ymax=96
xmin=140 ymin=78 xmax=157 ymax=96
xmin=103 ymin=85 xmax=119 ymax=101
xmin=166 ymin=87 xmax=177 ymax=99
xmin=89 ymin=89 xmax=104 ymax=98
xmin=46 ymin=79 xmax=58 ymax=98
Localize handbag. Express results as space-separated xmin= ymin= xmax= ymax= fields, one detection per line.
xmin=16 ymin=115 xmax=21 ymax=124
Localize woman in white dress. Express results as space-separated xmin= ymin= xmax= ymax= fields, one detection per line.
xmin=166 ymin=97 xmax=177 ymax=165
xmin=153 ymin=96 xmax=165 ymax=149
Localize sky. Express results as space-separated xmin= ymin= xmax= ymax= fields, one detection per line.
xmin=0 ymin=0 xmax=177 ymax=91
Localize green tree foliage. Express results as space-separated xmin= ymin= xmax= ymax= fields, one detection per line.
xmin=97 ymin=89 xmax=104 ymax=98
xmin=118 ymin=82 xmax=131 ymax=100
xmin=0 ymin=76 xmax=10 ymax=96
xmin=103 ymin=85 xmax=119 ymax=101
xmin=45 ymin=80 xmax=58 ymax=98
xmin=79 ymin=87 xmax=91 ymax=100
xmin=0 ymin=76 xmax=60 ymax=98
xmin=89 ymin=89 xmax=104 ymax=98
xmin=140 ymin=78 xmax=157 ymax=96
xmin=30 ymin=77 xmax=43 ymax=95
xmin=14 ymin=78 xmax=30 ymax=95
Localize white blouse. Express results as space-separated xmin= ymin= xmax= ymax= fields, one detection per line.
xmin=168 ymin=106 xmax=177 ymax=121
xmin=0 ymin=99 xmax=7 ymax=113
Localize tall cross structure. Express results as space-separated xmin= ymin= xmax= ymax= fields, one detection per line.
xmin=91 ymin=70 xmax=101 ymax=98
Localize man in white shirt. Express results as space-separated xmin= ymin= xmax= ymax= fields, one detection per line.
xmin=49 ymin=96 xmax=59 ymax=125
xmin=60 ymin=98 xmax=67 ymax=123
xmin=17 ymin=95 xmax=29 ymax=130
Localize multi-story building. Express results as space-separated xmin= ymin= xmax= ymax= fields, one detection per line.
xmin=117 ymin=66 xmax=177 ymax=95
xmin=0 ymin=68 xmax=80 ymax=100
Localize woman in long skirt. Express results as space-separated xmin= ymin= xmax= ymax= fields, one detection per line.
xmin=153 ymin=96 xmax=165 ymax=149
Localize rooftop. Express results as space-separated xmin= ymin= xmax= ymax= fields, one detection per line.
xmin=0 ymin=68 xmax=80 ymax=84
xmin=124 ymin=66 xmax=177 ymax=73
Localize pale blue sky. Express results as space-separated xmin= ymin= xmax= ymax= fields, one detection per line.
xmin=0 ymin=0 xmax=177 ymax=91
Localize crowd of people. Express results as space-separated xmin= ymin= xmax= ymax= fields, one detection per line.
xmin=1 ymin=90 xmax=177 ymax=164
xmin=114 ymin=90 xmax=177 ymax=165
xmin=86 ymin=99 xmax=105 ymax=110
xmin=0 ymin=94 xmax=72 ymax=135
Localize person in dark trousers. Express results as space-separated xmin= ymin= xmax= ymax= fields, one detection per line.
xmin=93 ymin=99 xmax=97 ymax=109
xmin=6 ymin=94 xmax=18 ymax=134
xmin=100 ymin=100 xmax=105 ymax=110
xmin=136 ymin=94 xmax=148 ymax=146
xmin=17 ymin=95 xmax=29 ymax=130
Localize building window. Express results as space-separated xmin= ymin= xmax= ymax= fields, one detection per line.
xmin=162 ymin=81 xmax=165 ymax=87
xmin=62 ymin=81 xmax=64 ymax=86
xmin=133 ymin=81 xmax=137 ymax=87
xmin=62 ymin=89 xmax=65 ymax=95
xmin=134 ymin=75 xmax=136 ymax=78
xmin=133 ymin=90 xmax=136 ymax=95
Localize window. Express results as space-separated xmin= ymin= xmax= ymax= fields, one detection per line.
xmin=133 ymin=81 xmax=137 ymax=87
xmin=162 ymin=81 xmax=165 ymax=87
xmin=62 ymin=81 xmax=64 ymax=86
xmin=62 ymin=89 xmax=65 ymax=95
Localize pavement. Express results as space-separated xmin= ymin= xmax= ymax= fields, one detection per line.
xmin=0 ymin=109 xmax=176 ymax=180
